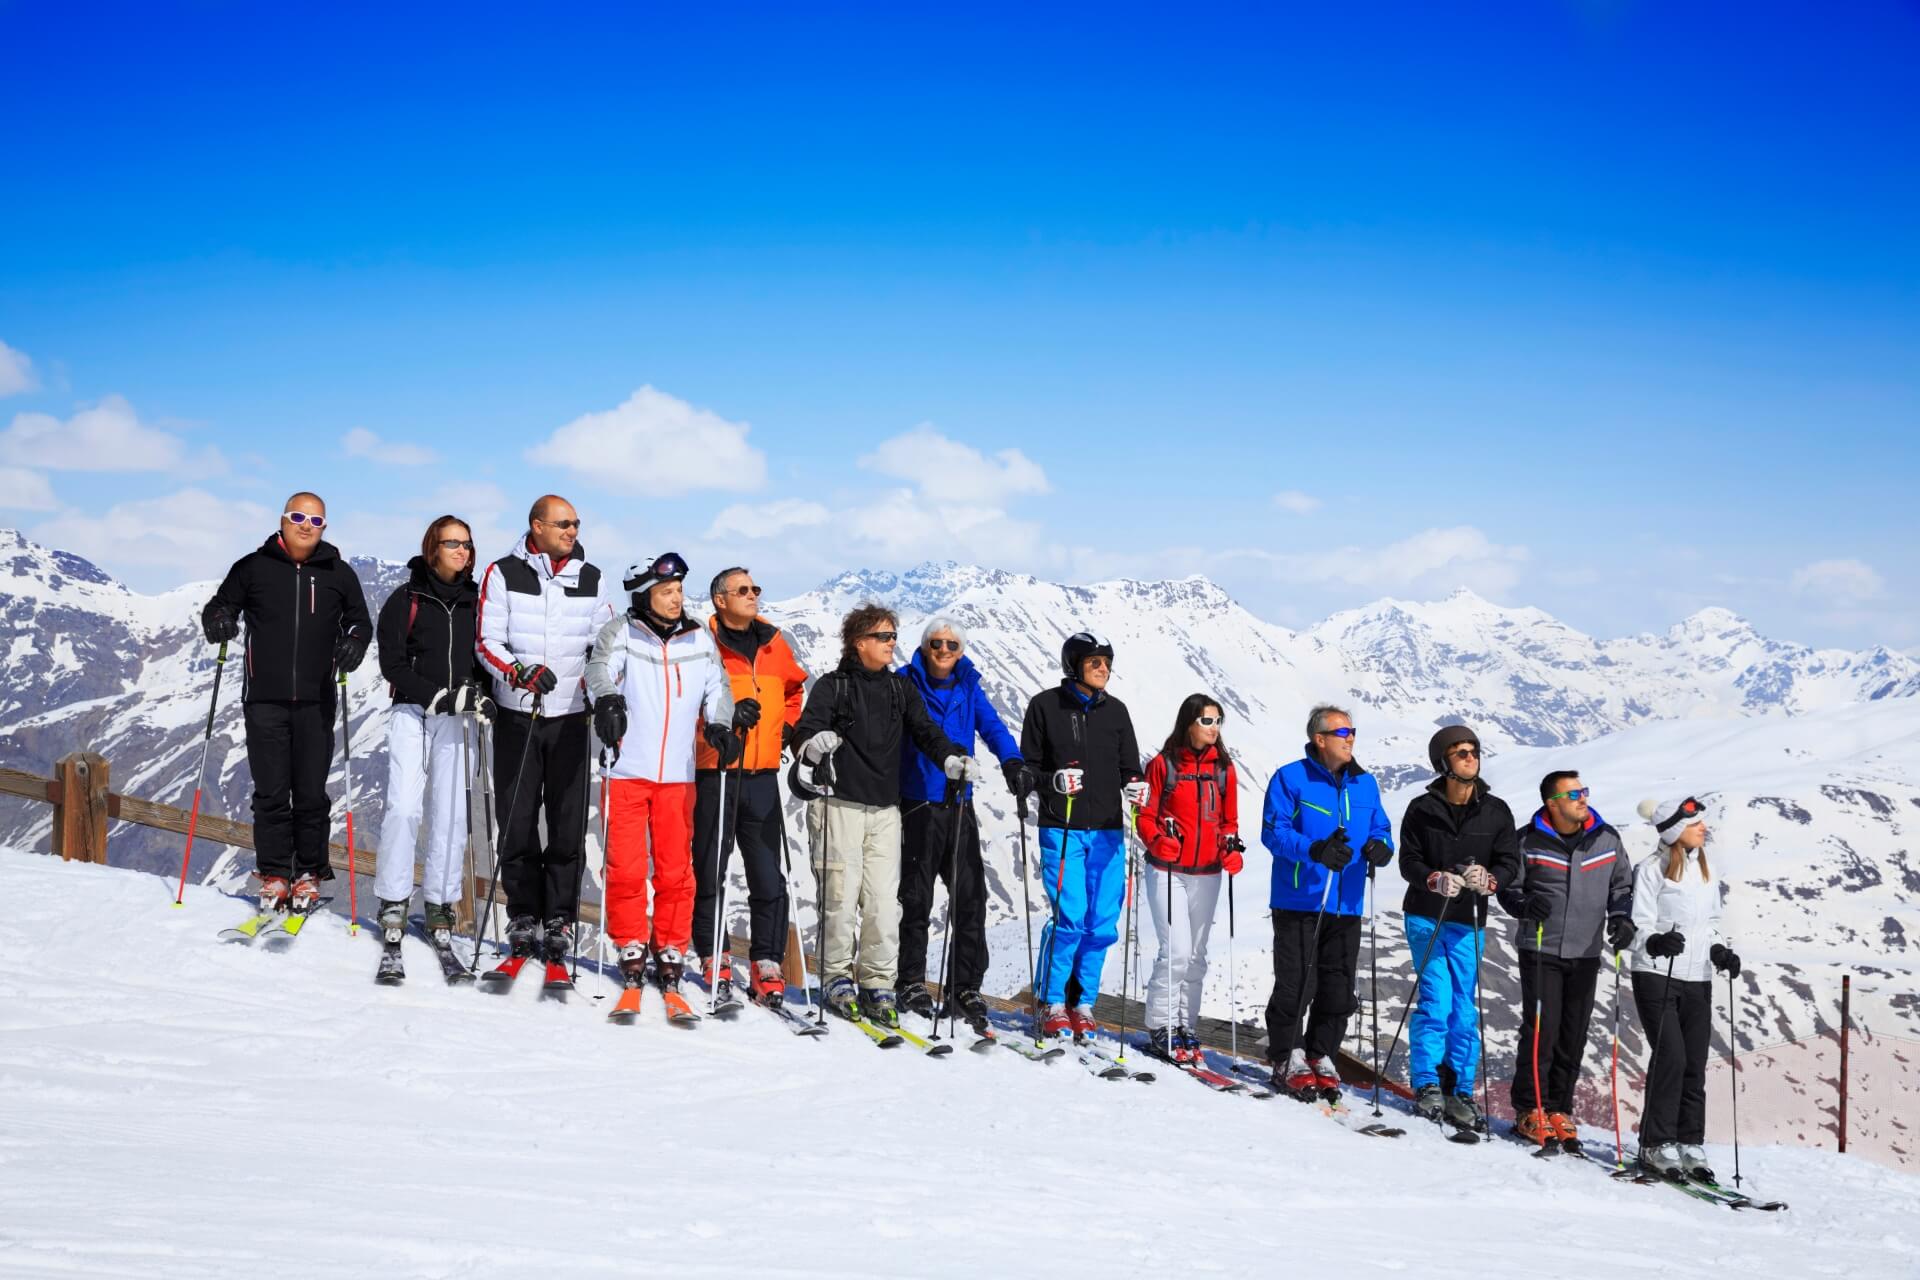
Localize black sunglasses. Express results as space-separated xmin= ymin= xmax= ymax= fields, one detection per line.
xmin=729 ymin=584 xmax=763 ymax=598
xmin=927 ymin=638 xmax=962 ymax=653
xmin=438 ymin=539 xmax=475 ymax=551
xmin=541 ymin=518 xmax=582 ymax=530
xmin=864 ymin=631 xmax=899 ymax=643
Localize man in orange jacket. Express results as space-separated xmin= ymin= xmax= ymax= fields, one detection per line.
xmin=691 ymin=565 xmax=811 ymax=1006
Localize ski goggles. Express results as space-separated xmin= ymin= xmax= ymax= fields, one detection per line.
xmin=282 ymin=511 xmax=327 ymax=528
xmin=1656 ymin=796 xmax=1708 ymax=832
xmin=1546 ymin=787 xmax=1592 ymax=802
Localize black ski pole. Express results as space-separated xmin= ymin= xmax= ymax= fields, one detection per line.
xmin=1472 ymin=911 xmax=1490 ymax=1139
xmin=1726 ymin=969 xmax=1743 ymax=1189
xmin=1227 ymin=872 xmax=1239 ymax=1062
xmin=173 ymin=640 xmax=229 ymax=906
xmin=1372 ymin=885 xmax=1456 ymax=1113
xmin=472 ymin=716 xmax=503 ymax=960
xmin=1017 ymin=799 xmax=1039 ymax=1036
xmin=811 ymin=750 xmax=837 ymax=1025
xmin=774 ymin=789 xmax=813 ymax=1015
xmin=1282 ymin=843 xmax=1339 ymax=1092
xmin=484 ymin=693 xmax=542 ymax=964
xmin=931 ymin=777 xmax=963 ymax=1042
xmin=1368 ymin=869 xmax=1381 ymax=1115
xmin=1639 ymin=945 xmax=1681 ymax=1165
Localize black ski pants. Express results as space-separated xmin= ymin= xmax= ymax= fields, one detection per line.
xmin=897 ymin=799 xmax=989 ymax=996
xmin=1511 ymin=951 xmax=1601 ymax=1115
xmin=244 ymin=698 xmax=336 ymax=881
xmin=1633 ymin=971 xmax=1712 ymax=1146
xmin=690 ymin=768 xmax=790 ymax=965
xmin=492 ymin=707 xmax=589 ymax=924
xmin=1263 ymin=909 xmax=1362 ymax=1064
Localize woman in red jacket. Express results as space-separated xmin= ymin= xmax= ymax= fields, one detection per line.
xmin=1134 ymin=692 xmax=1244 ymax=1063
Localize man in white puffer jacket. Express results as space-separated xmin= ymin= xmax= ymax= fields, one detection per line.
xmin=1629 ymin=795 xmax=1741 ymax=1183
xmin=476 ymin=495 xmax=614 ymax=967
xmin=586 ymin=553 xmax=754 ymax=999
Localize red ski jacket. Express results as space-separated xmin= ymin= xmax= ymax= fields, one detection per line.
xmin=1134 ymin=744 xmax=1239 ymax=874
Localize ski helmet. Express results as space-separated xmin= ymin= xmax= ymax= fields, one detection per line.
xmin=1060 ymin=631 xmax=1115 ymax=679
xmin=624 ymin=552 xmax=690 ymax=609
xmin=1428 ymin=724 xmax=1480 ymax=778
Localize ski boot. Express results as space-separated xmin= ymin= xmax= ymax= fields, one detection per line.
xmin=1548 ymin=1111 xmax=1580 ymax=1154
xmin=1174 ymin=1025 xmax=1201 ymax=1064
xmin=1445 ymin=1091 xmax=1486 ymax=1132
xmin=256 ymin=875 xmax=290 ymax=913
xmin=1148 ymin=1026 xmax=1177 ymax=1061
xmin=863 ymin=987 xmax=901 ymax=1029
xmin=951 ymin=989 xmax=992 ymax=1037
xmin=823 ymin=976 xmax=862 ymax=1022
xmin=652 ymin=946 xmax=686 ymax=994
xmin=1679 ymin=1144 xmax=1717 ymax=1183
xmin=375 ymin=898 xmax=408 ymax=985
xmin=750 ymin=958 xmax=786 ymax=1007
xmin=542 ymin=915 xmax=573 ymax=966
xmin=703 ymin=952 xmax=737 ymax=1005
xmin=288 ymin=873 xmax=322 ymax=915
xmin=1038 ymin=1002 xmax=1072 ymax=1041
xmin=1515 ymin=1108 xmax=1555 ymax=1146
xmin=617 ymin=941 xmax=649 ymax=988
xmin=1068 ymin=1006 xmax=1099 ymax=1043
xmin=1279 ymin=1049 xmax=1318 ymax=1101
xmin=1640 ymin=1142 xmax=1684 ymax=1179
xmin=896 ymin=982 xmax=937 ymax=1020
xmin=1414 ymin=1083 xmax=1446 ymax=1122
xmin=1311 ymin=1054 xmax=1343 ymax=1104
xmin=506 ymin=914 xmax=539 ymax=960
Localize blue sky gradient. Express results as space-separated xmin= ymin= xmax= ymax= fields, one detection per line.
xmin=3 ymin=3 xmax=1917 ymax=646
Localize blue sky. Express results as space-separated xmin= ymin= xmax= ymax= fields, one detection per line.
xmin=3 ymin=2 xmax=1917 ymax=648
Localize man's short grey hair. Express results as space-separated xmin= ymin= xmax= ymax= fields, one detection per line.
xmin=921 ymin=616 xmax=967 ymax=649
xmin=1306 ymin=704 xmax=1352 ymax=738
xmin=709 ymin=566 xmax=750 ymax=603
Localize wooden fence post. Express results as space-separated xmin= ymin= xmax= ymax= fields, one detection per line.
xmin=1839 ymin=973 xmax=1851 ymax=1154
xmin=51 ymin=751 xmax=111 ymax=864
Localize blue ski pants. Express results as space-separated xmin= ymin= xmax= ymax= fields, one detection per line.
xmin=1404 ymin=913 xmax=1484 ymax=1093
xmin=1035 ymin=826 xmax=1126 ymax=1007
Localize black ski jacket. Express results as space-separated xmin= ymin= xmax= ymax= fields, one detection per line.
xmin=791 ymin=658 xmax=963 ymax=808
xmin=1396 ymin=778 xmax=1522 ymax=927
xmin=376 ymin=556 xmax=488 ymax=709
xmin=1019 ymin=680 xmax=1145 ymax=832
xmin=1496 ymin=807 xmax=1633 ymax=960
xmin=207 ymin=534 xmax=372 ymax=703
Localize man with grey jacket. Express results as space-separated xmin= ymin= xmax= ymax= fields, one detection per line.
xmin=1496 ymin=770 xmax=1636 ymax=1149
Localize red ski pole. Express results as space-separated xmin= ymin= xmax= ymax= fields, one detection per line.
xmin=338 ymin=669 xmax=360 ymax=935
xmin=173 ymin=641 xmax=229 ymax=906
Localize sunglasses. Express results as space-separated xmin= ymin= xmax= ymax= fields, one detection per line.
xmin=540 ymin=518 xmax=582 ymax=530
xmin=439 ymin=539 xmax=474 ymax=551
xmin=1081 ymin=656 xmax=1112 ymax=669
xmin=864 ymin=631 xmax=899 ymax=643
xmin=927 ymin=638 xmax=962 ymax=653
xmin=1317 ymin=726 xmax=1356 ymax=739
xmin=1547 ymin=787 xmax=1592 ymax=802
xmin=729 ymin=584 xmax=763 ymax=598
xmin=282 ymin=511 xmax=327 ymax=529
xmin=1196 ymin=715 xmax=1223 ymax=727
xmin=1449 ymin=746 xmax=1481 ymax=759
xmin=1656 ymin=796 xmax=1707 ymax=831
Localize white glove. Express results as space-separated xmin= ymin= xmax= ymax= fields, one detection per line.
xmin=953 ymin=756 xmax=984 ymax=783
xmin=1122 ymin=780 xmax=1151 ymax=809
xmin=426 ymin=688 xmax=457 ymax=715
xmin=1051 ymin=767 xmax=1085 ymax=796
xmin=800 ymin=731 xmax=841 ymax=764
xmin=793 ymin=759 xmax=834 ymax=799
xmin=1461 ymin=864 xmax=1494 ymax=895
xmin=1426 ymin=871 xmax=1465 ymax=898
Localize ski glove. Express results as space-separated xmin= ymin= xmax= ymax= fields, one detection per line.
xmin=1461 ymin=863 xmax=1495 ymax=895
xmin=703 ymin=721 xmax=743 ymax=767
xmin=1361 ymin=838 xmax=1394 ymax=868
xmin=1605 ymin=915 xmax=1637 ymax=952
xmin=1516 ymin=891 xmax=1553 ymax=922
xmin=1426 ymin=871 xmax=1465 ymax=898
xmin=1645 ymin=927 xmax=1685 ymax=958
xmin=731 ymin=697 xmax=761 ymax=732
xmin=593 ymin=694 xmax=627 ymax=748
xmin=511 ymin=662 xmax=557 ymax=696
xmin=1160 ymin=815 xmax=1182 ymax=841
xmin=333 ymin=631 xmax=369 ymax=675
xmin=426 ymin=687 xmax=458 ymax=715
xmin=1309 ymin=829 xmax=1353 ymax=872
xmin=799 ymin=731 xmax=841 ymax=764
xmin=943 ymin=755 xmax=983 ymax=783
xmin=453 ymin=683 xmax=495 ymax=721
xmin=1122 ymin=780 xmax=1151 ymax=810
xmin=1003 ymin=759 xmax=1036 ymax=802
xmin=1051 ymin=767 xmax=1085 ymax=796
xmin=201 ymin=601 xmax=239 ymax=644
xmin=1221 ymin=835 xmax=1245 ymax=876
xmin=1710 ymin=943 xmax=1741 ymax=978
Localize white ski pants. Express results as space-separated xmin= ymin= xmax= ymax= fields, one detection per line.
xmin=1143 ymin=865 xmax=1222 ymax=1031
xmin=374 ymin=703 xmax=472 ymax=907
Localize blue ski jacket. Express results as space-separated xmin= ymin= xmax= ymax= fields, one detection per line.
xmin=1261 ymin=751 xmax=1393 ymax=916
xmin=897 ymin=650 xmax=1022 ymax=805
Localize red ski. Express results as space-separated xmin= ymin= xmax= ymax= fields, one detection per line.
xmin=478 ymin=954 xmax=531 ymax=993
xmin=542 ymin=962 xmax=573 ymax=998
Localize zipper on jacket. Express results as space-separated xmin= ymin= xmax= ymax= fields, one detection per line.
xmin=656 ymin=632 xmax=672 ymax=783
xmin=290 ymin=567 xmax=301 ymax=702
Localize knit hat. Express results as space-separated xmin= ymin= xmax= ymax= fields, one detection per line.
xmin=1636 ymin=796 xmax=1708 ymax=845
xmin=1428 ymin=724 xmax=1480 ymax=776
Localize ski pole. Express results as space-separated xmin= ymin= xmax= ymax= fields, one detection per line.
xmin=932 ymin=777 xmax=964 ymax=1042
xmin=1016 ymin=800 xmax=1038 ymax=1034
xmin=483 ymin=694 xmax=542 ymax=962
xmin=1278 ymin=859 xmax=1338 ymax=1089
xmin=709 ymin=755 xmax=733 ymax=1015
xmin=811 ymin=750 xmax=836 ymax=1026
xmin=1726 ymin=969 xmax=1743 ymax=1189
xmin=1529 ymin=921 xmax=1546 ymax=1138
xmin=173 ymin=640 xmax=229 ymax=905
xmin=1471 ymin=913 xmax=1489 ymax=1142
xmin=472 ymin=716 xmax=503 ymax=959
xmin=337 ymin=669 xmax=360 ymax=935
xmin=1367 ymin=869 xmax=1381 ymax=1116
xmin=1227 ymin=872 xmax=1239 ymax=1062
xmin=1029 ymin=794 xmax=1073 ymax=1036
xmin=568 ymin=727 xmax=595 ymax=986
xmin=1372 ymin=886 xmax=1455 ymax=1113
xmin=1115 ymin=811 xmax=1138 ymax=1067
xmin=774 ymin=790 xmax=813 ymax=1015
xmin=1610 ymin=950 xmax=1625 ymax=1168
xmin=1639 ymin=947 xmax=1681 ymax=1161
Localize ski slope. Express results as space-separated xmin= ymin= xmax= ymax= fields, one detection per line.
xmin=3 ymin=855 xmax=1915 ymax=1279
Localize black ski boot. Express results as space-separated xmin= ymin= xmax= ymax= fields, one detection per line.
xmin=542 ymin=915 xmax=573 ymax=966
xmin=375 ymin=898 xmax=407 ymax=985
xmin=506 ymin=914 xmax=538 ymax=960
xmin=897 ymin=982 xmax=937 ymax=1020
xmin=951 ymin=989 xmax=993 ymax=1037
xmin=1148 ymin=1026 xmax=1178 ymax=1061
xmin=1414 ymin=1084 xmax=1446 ymax=1122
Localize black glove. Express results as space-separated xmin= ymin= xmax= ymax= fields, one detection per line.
xmin=453 ymin=683 xmax=496 ymax=722
xmin=1710 ymin=943 xmax=1741 ymax=978
xmin=201 ymin=601 xmax=239 ymax=644
xmin=1308 ymin=829 xmax=1353 ymax=872
xmin=1517 ymin=892 xmax=1553 ymax=923
xmin=511 ymin=662 xmax=557 ymax=695
xmin=1605 ymin=915 xmax=1636 ymax=952
xmin=1361 ymin=838 xmax=1393 ymax=868
xmin=781 ymin=722 xmax=794 ymax=754
xmin=426 ymin=688 xmax=457 ymax=715
xmin=333 ymin=631 xmax=368 ymax=674
xmin=704 ymin=720 xmax=743 ymax=766
xmin=593 ymin=694 xmax=627 ymax=748
xmin=1224 ymin=835 xmax=1246 ymax=854
xmin=1646 ymin=928 xmax=1686 ymax=959
xmin=1004 ymin=759 xmax=1037 ymax=803
xmin=732 ymin=697 xmax=761 ymax=732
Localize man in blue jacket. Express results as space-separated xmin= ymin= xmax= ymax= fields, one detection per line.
xmin=896 ymin=617 xmax=1028 ymax=1035
xmin=1261 ymin=704 xmax=1395 ymax=1100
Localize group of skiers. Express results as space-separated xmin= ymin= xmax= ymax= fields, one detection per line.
xmin=202 ymin=494 xmax=1742 ymax=1178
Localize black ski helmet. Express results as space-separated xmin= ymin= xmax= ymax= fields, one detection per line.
xmin=624 ymin=552 xmax=689 ymax=612
xmin=1428 ymin=724 xmax=1481 ymax=778
xmin=1061 ymin=631 xmax=1115 ymax=680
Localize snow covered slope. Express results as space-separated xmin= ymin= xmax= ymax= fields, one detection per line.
xmin=4 ymin=851 xmax=1915 ymax=1280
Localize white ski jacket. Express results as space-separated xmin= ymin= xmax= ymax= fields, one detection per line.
xmin=477 ymin=537 xmax=613 ymax=716
xmin=584 ymin=613 xmax=732 ymax=784
xmin=1627 ymin=845 xmax=1727 ymax=984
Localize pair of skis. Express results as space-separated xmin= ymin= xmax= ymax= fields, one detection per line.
xmin=1605 ymin=1161 xmax=1788 ymax=1212
xmin=219 ymin=898 xmax=332 ymax=945
xmin=1224 ymin=1061 xmax=1406 ymax=1137
xmin=478 ymin=954 xmax=576 ymax=1000
xmin=375 ymin=920 xmax=477 ymax=987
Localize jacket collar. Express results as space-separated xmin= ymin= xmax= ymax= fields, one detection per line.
xmin=1058 ymin=677 xmax=1105 ymax=709
xmin=406 ymin=555 xmax=476 ymax=603
xmin=515 ymin=534 xmax=584 ymax=580
xmin=263 ymin=533 xmax=339 ymax=567
xmin=709 ymin=613 xmax=778 ymax=657
xmin=905 ymin=648 xmax=976 ymax=691
xmin=1300 ymin=750 xmax=1367 ymax=785
xmin=1529 ymin=806 xmax=1609 ymax=847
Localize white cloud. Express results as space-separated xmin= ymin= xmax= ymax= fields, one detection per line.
xmin=1271 ymin=489 xmax=1321 ymax=515
xmin=33 ymin=488 xmax=273 ymax=584
xmin=859 ymin=424 xmax=1049 ymax=505
xmin=706 ymin=498 xmax=831 ymax=542
xmin=0 ymin=467 xmax=56 ymax=510
xmin=342 ymin=426 xmax=437 ymax=466
xmin=1790 ymin=558 xmax=1884 ymax=609
xmin=532 ymin=385 xmax=766 ymax=496
xmin=0 ymin=340 xmax=35 ymax=398
xmin=1238 ymin=525 xmax=1530 ymax=597
xmin=0 ymin=394 xmax=192 ymax=472
xmin=338 ymin=481 xmax=520 ymax=566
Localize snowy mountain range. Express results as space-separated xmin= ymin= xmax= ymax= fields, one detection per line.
xmin=2 ymin=530 xmax=1915 ymax=1166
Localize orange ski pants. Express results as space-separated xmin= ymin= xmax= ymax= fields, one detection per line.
xmin=604 ymin=777 xmax=696 ymax=952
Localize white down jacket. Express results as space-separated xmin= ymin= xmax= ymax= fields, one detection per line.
xmin=584 ymin=613 xmax=732 ymax=784
xmin=477 ymin=537 xmax=613 ymax=716
xmin=1627 ymin=845 xmax=1728 ymax=984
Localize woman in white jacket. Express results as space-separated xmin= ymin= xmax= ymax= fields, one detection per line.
xmin=1629 ymin=796 xmax=1742 ymax=1181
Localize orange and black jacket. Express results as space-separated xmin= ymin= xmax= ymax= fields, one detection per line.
xmin=695 ymin=615 xmax=808 ymax=772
